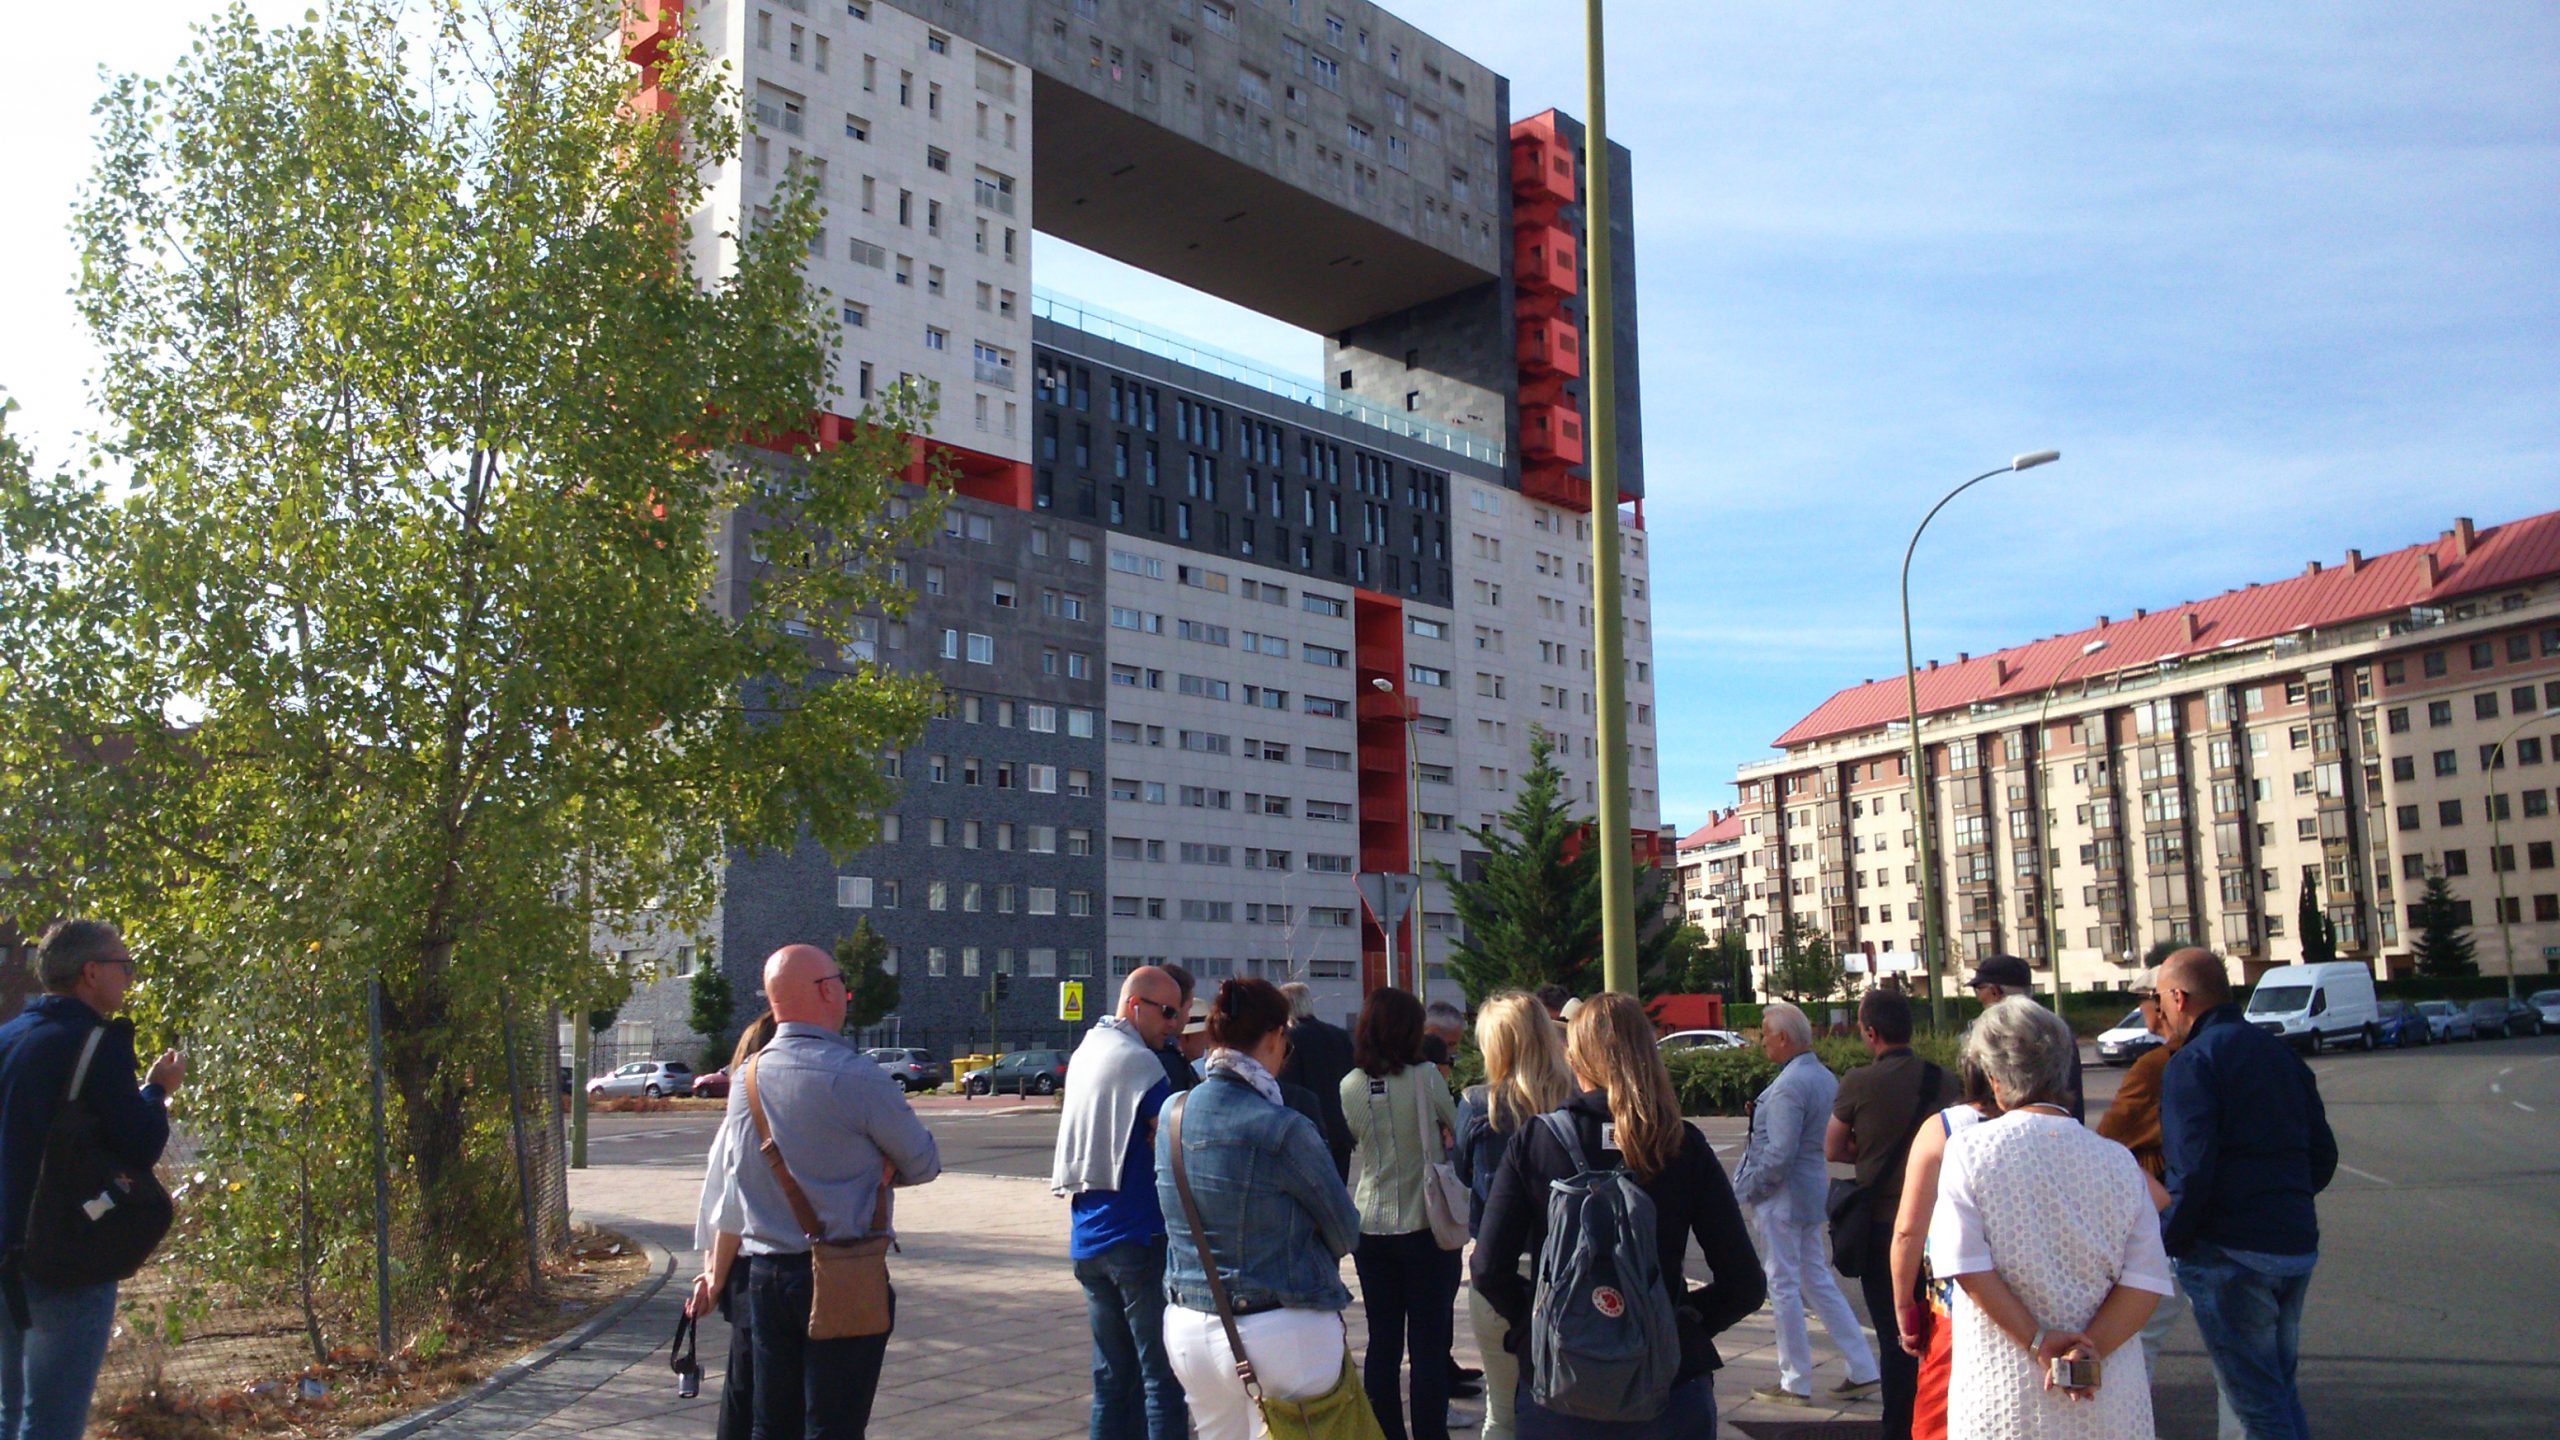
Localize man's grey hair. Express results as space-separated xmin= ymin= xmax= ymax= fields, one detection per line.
xmin=1762 ymin=1001 xmax=1812 ymax=1048
xmin=1279 ymin=981 xmax=1316 ymax=1021
xmin=1424 ymin=1000 xmax=1465 ymax=1032
xmin=35 ymin=919 xmax=121 ymax=995
xmin=1964 ymin=997 xmax=2077 ymax=1109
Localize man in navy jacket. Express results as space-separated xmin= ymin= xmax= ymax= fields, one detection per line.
xmin=2157 ymin=947 xmax=2335 ymax=1440
xmin=0 ymin=920 xmax=184 ymax=1440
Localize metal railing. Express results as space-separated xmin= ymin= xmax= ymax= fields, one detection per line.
xmin=1031 ymin=289 xmax=1508 ymax=468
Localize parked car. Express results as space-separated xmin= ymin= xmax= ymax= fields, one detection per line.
xmin=586 ymin=1059 xmax=695 ymax=1098
xmin=690 ymin=1067 xmax=732 ymax=1099
xmin=2244 ymin=962 xmax=2380 ymax=1052
xmin=868 ymin=1047 xmax=949 ymax=1093
xmin=2530 ymin=991 xmax=2560 ymax=1033
xmin=2096 ymin=1009 xmax=2166 ymax=1066
xmin=1657 ymin=1029 xmax=1748 ymax=1053
xmin=2414 ymin=1000 xmax=2473 ymax=1043
xmin=2373 ymin=1000 xmax=2430 ymax=1049
xmin=2466 ymin=997 xmax=2543 ymax=1039
xmin=963 ymin=1048 xmax=1069 ymax=1097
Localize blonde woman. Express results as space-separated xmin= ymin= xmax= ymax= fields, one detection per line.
xmin=1452 ymin=994 xmax=1577 ymax=1440
xmin=1471 ymin=994 xmax=1766 ymax=1437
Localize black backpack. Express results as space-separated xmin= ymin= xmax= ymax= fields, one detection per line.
xmin=20 ymin=1024 xmax=174 ymax=1287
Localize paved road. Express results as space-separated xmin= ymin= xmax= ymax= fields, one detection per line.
xmin=582 ymin=1036 xmax=2558 ymax=1437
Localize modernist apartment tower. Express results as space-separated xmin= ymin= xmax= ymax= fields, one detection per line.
xmin=609 ymin=0 xmax=1662 ymax=1057
xmin=1729 ymin=509 xmax=2560 ymax=996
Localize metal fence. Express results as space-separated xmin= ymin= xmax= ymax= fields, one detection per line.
xmin=93 ymin=1004 xmax=571 ymax=1416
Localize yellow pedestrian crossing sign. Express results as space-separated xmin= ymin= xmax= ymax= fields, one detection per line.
xmin=1060 ymin=980 xmax=1085 ymax=1022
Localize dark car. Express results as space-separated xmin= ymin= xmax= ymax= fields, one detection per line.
xmin=691 ymin=1066 xmax=733 ymax=1099
xmin=963 ymin=1048 xmax=1069 ymax=1097
xmin=867 ymin=1047 xmax=948 ymax=1093
xmin=2374 ymin=1000 xmax=2430 ymax=1049
xmin=2467 ymin=997 xmax=2544 ymax=1039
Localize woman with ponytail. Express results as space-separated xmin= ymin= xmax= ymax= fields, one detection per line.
xmin=1470 ymin=993 xmax=1766 ymax=1437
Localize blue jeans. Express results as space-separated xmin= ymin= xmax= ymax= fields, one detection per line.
xmin=1072 ymin=1236 xmax=1186 ymax=1440
xmin=2178 ymin=1243 xmax=2316 ymax=1440
xmin=0 ymin=1275 xmax=119 ymax=1440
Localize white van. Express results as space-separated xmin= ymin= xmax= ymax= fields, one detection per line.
xmin=2243 ymin=962 xmax=2381 ymax=1052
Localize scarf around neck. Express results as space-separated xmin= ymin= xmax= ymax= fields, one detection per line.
xmin=1205 ymin=1047 xmax=1285 ymax=1106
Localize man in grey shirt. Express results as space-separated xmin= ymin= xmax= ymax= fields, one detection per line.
xmin=1733 ymin=1001 xmax=1879 ymax=1408
xmin=694 ymin=944 xmax=941 ymax=1440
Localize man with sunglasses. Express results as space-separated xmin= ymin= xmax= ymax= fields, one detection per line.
xmin=0 ymin=919 xmax=184 ymax=1440
xmin=694 ymin=944 xmax=940 ymax=1440
xmin=1051 ymin=966 xmax=1191 ymax=1440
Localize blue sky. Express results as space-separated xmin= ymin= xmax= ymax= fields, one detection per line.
xmin=7 ymin=3 xmax=2555 ymax=828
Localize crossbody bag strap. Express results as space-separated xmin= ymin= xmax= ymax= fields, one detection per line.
xmin=1410 ymin=1066 xmax=1444 ymax=1166
xmin=1891 ymin=1065 xmax=1945 ymax=1173
xmin=1164 ymin=1092 xmax=1264 ymax=1404
xmin=742 ymin=1057 xmax=830 ymax=1241
xmin=63 ymin=1027 xmax=106 ymax=1105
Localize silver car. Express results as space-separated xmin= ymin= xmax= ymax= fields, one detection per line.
xmin=2413 ymin=1000 xmax=2472 ymax=1042
xmin=586 ymin=1059 xmax=695 ymax=1098
xmin=2530 ymin=991 xmax=2560 ymax=1033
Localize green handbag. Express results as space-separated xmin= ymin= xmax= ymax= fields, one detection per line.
xmin=1165 ymin=1091 xmax=1388 ymax=1440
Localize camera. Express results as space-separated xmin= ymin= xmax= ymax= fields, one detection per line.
xmin=671 ymin=1311 xmax=701 ymax=1398
xmin=2047 ymin=1354 xmax=2100 ymax=1390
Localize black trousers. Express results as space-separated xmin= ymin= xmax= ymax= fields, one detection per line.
xmin=1857 ymin=1223 xmax=1917 ymax=1440
xmin=719 ymin=1269 xmax=754 ymax=1440
xmin=744 ymin=1253 xmax=895 ymax=1440
xmin=1353 ymin=1229 xmax=1462 ymax=1440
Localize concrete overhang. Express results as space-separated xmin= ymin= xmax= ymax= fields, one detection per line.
xmin=1033 ymin=76 xmax=1499 ymax=336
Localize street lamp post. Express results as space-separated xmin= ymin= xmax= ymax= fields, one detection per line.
xmin=2486 ymin=708 xmax=2558 ymax=1000
xmin=1581 ymin=0 xmax=1637 ymax=996
xmin=1902 ymin=451 xmax=2060 ymax=1033
xmin=2037 ymin=638 xmax=2109 ymax=1008
xmin=1372 ymin=677 xmax=1425 ymax=993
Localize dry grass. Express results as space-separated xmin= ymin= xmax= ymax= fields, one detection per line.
xmin=92 ymin=1225 xmax=649 ymax=1440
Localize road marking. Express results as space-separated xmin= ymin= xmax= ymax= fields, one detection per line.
xmin=2337 ymin=1163 xmax=2395 ymax=1187
xmin=2500 ymin=1066 xmax=2516 ymax=1078
xmin=2491 ymin=1082 xmax=2503 ymax=1095
xmin=2516 ymin=1102 xmax=2539 ymax=1114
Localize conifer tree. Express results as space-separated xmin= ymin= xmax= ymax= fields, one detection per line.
xmin=2410 ymin=870 xmax=2478 ymax=977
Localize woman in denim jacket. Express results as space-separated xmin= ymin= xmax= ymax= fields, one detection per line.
xmin=1157 ymin=979 xmax=1365 ymax=1440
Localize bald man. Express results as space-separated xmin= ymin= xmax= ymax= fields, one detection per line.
xmin=1052 ymin=967 xmax=1191 ymax=1440
xmin=695 ymin=944 xmax=940 ymax=1440
xmin=2156 ymin=948 xmax=2336 ymax=1440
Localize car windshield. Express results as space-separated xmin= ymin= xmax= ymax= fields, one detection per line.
xmin=2416 ymin=1002 xmax=2449 ymax=1015
xmin=2113 ymin=1010 xmax=2145 ymax=1031
xmin=2247 ymin=986 xmax=2312 ymax=1015
xmin=2531 ymin=992 xmax=2560 ymax=1007
xmin=2378 ymin=1002 xmax=2408 ymax=1018
xmin=2468 ymin=1000 xmax=2504 ymax=1014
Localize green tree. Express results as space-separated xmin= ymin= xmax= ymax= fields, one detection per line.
xmin=1768 ymin=915 xmax=1857 ymax=1006
xmin=1438 ymin=727 xmax=1679 ymax=1006
xmin=2297 ymin=867 xmax=2338 ymax=965
xmin=689 ymin=954 xmax=735 ymax=1066
xmin=1710 ymin=928 xmax=1757 ymax=1004
xmin=0 ymin=0 xmax=937 ymax=1307
xmin=2142 ymin=937 xmax=2188 ymax=968
xmin=840 ymin=920 xmax=901 ymax=1032
xmin=2410 ymin=870 xmax=2478 ymax=977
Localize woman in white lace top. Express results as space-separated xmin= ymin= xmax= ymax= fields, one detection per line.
xmin=1927 ymin=999 xmax=2173 ymax=1439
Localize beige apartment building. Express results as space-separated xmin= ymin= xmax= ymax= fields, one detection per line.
xmin=1732 ymin=508 xmax=2560 ymax=996
xmin=1670 ymin=810 xmax=1744 ymax=935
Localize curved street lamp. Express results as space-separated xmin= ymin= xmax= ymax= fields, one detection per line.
xmin=1371 ymin=676 xmax=1425 ymax=992
xmin=2486 ymin=707 xmax=2559 ymax=1001
xmin=2036 ymin=638 xmax=2108 ymax=1009
xmin=1903 ymin=450 xmax=2061 ymax=1032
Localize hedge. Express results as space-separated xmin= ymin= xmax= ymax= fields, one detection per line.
xmin=1666 ymin=1034 xmax=1962 ymax=1117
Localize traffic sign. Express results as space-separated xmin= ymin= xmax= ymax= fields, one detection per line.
xmin=1357 ymin=871 xmax=1417 ymax=928
xmin=2543 ymin=946 xmax=2560 ymax=962
xmin=1059 ymin=980 xmax=1086 ymax=1022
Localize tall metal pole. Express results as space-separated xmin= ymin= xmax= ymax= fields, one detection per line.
xmin=1406 ymin=710 xmax=1425 ymax=996
xmin=1582 ymin=0 xmax=1636 ymax=997
xmin=1901 ymin=455 xmax=2058 ymax=1032
xmin=2487 ymin=709 xmax=2555 ymax=1000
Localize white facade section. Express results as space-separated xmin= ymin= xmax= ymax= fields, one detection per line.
xmin=702 ymin=0 xmax=1033 ymax=458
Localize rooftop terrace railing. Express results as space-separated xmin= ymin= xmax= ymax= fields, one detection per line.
xmin=1032 ymin=288 xmax=1507 ymax=469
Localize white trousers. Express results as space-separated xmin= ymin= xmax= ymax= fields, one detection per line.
xmin=1754 ymin=1203 xmax=1879 ymax=1395
xmin=1164 ymin=1304 xmax=1351 ymax=1440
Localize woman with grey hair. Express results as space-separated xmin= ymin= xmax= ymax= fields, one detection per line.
xmin=1927 ymin=998 xmax=2171 ymax=1439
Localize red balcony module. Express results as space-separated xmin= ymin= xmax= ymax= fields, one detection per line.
xmin=1510 ymin=132 xmax=1576 ymax=207
xmin=1517 ymin=315 xmax=1582 ymax=377
xmin=1520 ymin=464 xmax=1589 ymax=514
xmin=1515 ymin=226 xmax=1579 ymax=296
xmin=1522 ymin=403 xmax=1585 ymax=467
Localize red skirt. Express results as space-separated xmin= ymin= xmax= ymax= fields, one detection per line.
xmin=1912 ymin=1280 xmax=1956 ymax=1440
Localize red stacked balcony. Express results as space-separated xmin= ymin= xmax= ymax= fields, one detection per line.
xmin=1518 ymin=315 xmax=1582 ymax=377
xmin=1522 ymin=404 xmax=1585 ymax=467
xmin=1515 ymin=226 xmax=1579 ymax=296
xmin=1510 ymin=131 xmax=1576 ymax=208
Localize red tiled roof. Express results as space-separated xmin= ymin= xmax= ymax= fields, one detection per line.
xmin=1773 ymin=508 xmax=2560 ymax=749
xmin=1677 ymin=810 xmax=1744 ymax=849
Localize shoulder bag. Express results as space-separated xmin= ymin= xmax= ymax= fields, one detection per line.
xmin=1412 ymin=1070 xmax=1471 ymax=1250
xmin=22 ymin=1024 xmax=175 ymax=1288
xmin=1164 ymin=1092 xmax=1386 ymax=1440
xmin=742 ymin=1056 xmax=893 ymax=1339
xmin=1825 ymin=1062 xmax=1941 ymax=1279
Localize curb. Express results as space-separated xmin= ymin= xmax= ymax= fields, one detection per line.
xmin=349 ymin=1228 xmax=675 ymax=1440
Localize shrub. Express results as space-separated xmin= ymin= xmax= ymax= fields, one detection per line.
xmin=1667 ymin=1034 xmax=1962 ymax=1115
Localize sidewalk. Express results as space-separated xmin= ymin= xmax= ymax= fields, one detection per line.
xmin=393 ymin=1154 xmax=1881 ymax=1440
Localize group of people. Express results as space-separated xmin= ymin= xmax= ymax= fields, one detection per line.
xmin=679 ymin=937 xmax=2336 ymax=1440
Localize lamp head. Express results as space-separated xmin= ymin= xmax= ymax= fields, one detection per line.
xmin=2012 ymin=450 xmax=2061 ymax=471
xmin=1371 ymin=677 xmax=1395 ymax=692
xmin=2081 ymin=639 xmax=2108 ymax=656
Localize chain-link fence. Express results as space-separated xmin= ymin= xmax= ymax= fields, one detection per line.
xmin=92 ymin=1002 xmax=571 ymax=1420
